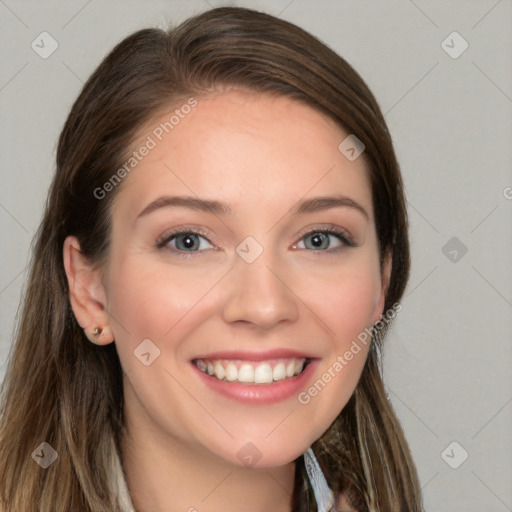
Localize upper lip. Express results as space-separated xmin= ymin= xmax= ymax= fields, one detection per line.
xmin=191 ymin=349 xmax=318 ymax=361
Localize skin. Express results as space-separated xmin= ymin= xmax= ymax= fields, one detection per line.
xmin=64 ymin=89 xmax=390 ymax=512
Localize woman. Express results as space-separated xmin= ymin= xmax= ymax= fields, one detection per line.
xmin=0 ymin=7 xmax=422 ymax=512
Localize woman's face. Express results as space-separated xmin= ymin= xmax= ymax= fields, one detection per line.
xmin=100 ymin=89 xmax=389 ymax=467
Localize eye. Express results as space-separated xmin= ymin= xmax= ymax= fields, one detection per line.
xmin=294 ymin=227 xmax=355 ymax=252
xmin=155 ymin=225 xmax=355 ymax=256
xmin=156 ymin=228 xmax=215 ymax=253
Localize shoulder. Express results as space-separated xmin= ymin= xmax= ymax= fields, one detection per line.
xmin=333 ymin=490 xmax=359 ymax=512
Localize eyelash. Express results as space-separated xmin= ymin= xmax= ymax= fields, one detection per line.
xmin=155 ymin=224 xmax=355 ymax=256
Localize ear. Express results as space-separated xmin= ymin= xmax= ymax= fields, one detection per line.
xmin=63 ymin=236 xmax=114 ymax=345
xmin=372 ymin=249 xmax=392 ymax=325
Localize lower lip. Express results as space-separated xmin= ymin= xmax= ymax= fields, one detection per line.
xmin=191 ymin=360 xmax=319 ymax=405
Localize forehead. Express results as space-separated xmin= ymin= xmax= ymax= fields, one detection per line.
xmin=111 ymin=90 xmax=373 ymax=223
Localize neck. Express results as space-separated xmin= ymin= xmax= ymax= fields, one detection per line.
xmin=119 ymin=385 xmax=295 ymax=512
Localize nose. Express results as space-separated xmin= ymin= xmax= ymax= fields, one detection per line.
xmin=221 ymin=248 xmax=299 ymax=330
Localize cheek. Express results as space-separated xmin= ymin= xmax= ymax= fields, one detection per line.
xmin=105 ymin=255 xmax=225 ymax=354
xmin=296 ymin=256 xmax=382 ymax=344
xmin=291 ymin=255 xmax=381 ymax=422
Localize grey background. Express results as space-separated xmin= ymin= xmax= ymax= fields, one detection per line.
xmin=1 ymin=1 xmax=511 ymax=510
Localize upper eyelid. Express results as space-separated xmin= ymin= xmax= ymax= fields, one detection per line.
xmin=295 ymin=224 xmax=352 ymax=240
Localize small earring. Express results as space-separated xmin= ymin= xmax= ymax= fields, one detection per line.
xmin=93 ymin=327 xmax=102 ymax=337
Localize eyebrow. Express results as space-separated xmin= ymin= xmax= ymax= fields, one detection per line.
xmin=135 ymin=194 xmax=369 ymax=221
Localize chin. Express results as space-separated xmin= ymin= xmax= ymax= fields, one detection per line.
xmin=202 ymin=431 xmax=315 ymax=469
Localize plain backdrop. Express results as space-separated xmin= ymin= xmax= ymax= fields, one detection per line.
xmin=1 ymin=1 xmax=511 ymax=511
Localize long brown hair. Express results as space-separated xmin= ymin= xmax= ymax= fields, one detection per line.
xmin=0 ymin=7 xmax=421 ymax=511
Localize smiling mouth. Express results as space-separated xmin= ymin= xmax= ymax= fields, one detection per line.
xmin=193 ymin=357 xmax=311 ymax=385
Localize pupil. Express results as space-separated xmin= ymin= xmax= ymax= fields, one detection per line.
xmin=311 ymin=233 xmax=326 ymax=248
xmin=181 ymin=234 xmax=197 ymax=250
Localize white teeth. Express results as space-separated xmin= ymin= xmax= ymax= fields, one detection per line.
xmin=225 ymin=362 xmax=238 ymax=382
xmin=254 ymin=363 xmax=273 ymax=384
xmin=294 ymin=360 xmax=305 ymax=375
xmin=238 ymin=363 xmax=255 ymax=383
xmin=214 ymin=362 xmax=225 ymax=380
xmin=273 ymin=363 xmax=286 ymax=381
xmin=195 ymin=357 xmax=308 ymax=384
